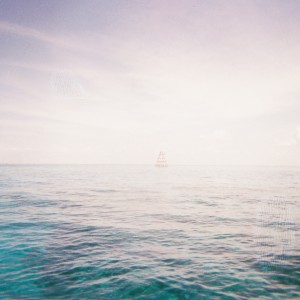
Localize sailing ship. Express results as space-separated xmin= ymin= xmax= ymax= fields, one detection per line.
xmin=155 ymin=151 xmax=168 ymax=167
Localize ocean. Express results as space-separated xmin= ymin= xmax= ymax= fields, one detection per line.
xmin=0 ymin=165 xmax=299 ymax=299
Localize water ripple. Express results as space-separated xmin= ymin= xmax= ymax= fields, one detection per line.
xmin=0 ymin=165 xmax=299 ymax=299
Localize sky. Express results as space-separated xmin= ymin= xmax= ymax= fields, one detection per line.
xmin=0 ymin=0 xmax=299 ymax=165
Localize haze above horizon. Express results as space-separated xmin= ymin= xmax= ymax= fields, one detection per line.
xmin=1 ymin=0 xmax=299 ymax=165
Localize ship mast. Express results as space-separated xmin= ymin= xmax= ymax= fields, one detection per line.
xmin=155 ymin=151 xmax=168 ymax=167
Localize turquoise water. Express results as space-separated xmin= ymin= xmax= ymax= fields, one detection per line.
xmin=0 ymin=165 xmax=299 ymax=299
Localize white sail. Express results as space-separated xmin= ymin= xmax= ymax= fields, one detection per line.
xmin=155 ymin=151 xmax=168 ymax=167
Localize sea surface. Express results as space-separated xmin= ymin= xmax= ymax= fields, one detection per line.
xmin=0 ymin=165 xmax=299 ymax=299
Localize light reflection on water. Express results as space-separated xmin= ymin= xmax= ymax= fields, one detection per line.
xmin=0 ymin=165 xmax=299 ymax=299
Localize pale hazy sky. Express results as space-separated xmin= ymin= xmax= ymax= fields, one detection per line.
xmin=0 ymin=0 xmax=299 ymax=165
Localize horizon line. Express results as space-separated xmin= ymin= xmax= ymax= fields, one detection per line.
xmin=0 ymin=163 xmax=299 ymax=167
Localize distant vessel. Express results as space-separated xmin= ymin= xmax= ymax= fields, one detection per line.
xmin=155 ymin=151 xmax=168 ymax=167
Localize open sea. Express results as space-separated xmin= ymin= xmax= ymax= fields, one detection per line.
xmin=0 ymin=165 xmax=299 ymax=299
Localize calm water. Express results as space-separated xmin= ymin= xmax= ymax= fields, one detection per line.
xmin=0 ymin=165 xmax=299 ymax=299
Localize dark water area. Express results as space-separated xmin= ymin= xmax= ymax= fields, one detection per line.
xmin=0 ymin=165 xmax=299 ymax=299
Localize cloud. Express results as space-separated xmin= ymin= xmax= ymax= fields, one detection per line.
xmin=0 ymin=20 xmax=66 ymax=45
xmin=1 ymin=2 xmax=300 ymax=164
xmin=280 ymin=126 xmax=300 ymax=146
xmin=0 ymin=20 xmax=93 ymax=53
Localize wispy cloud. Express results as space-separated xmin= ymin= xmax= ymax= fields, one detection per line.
xmin=1 ymin=1 xmax=300 ymax=164
xmin=0 ymin=20 xmax=96 ymax=53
